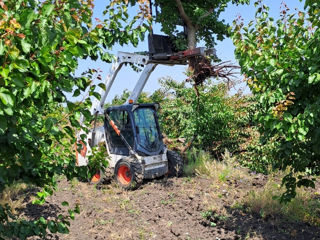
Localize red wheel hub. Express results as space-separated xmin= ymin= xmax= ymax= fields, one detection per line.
xmin=91 ymin=171 xmax=101 ymax=183
xmin=117 ymin=165 xmax=132 ymax=185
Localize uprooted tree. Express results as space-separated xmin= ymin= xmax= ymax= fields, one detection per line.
xmin=154 ymin=0 xmax=249 ymax=86
xmin=121 ymin=0 xmax=249 ymax=86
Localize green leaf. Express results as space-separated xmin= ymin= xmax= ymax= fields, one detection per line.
xmin=275 ymin=69 xmax=284 ymax=75
xmin=0 ymin=67 xmax=10 ymax=79
xmin=98 ymin=83 xmax=106 ymax=90
xmin=0 ymin=116 xmax=7 ymax=135
xmin=101 ymin=52 xmax=112 ymax=62
xmin=210 ymin=221 xmax=216 ymax=227
xmin=69 ymin=210 xmax=75 ymax=220
xmin=269 ymin=59 xmax=276 ymax=66
xmin=69 ymin=46 xmax=82 ymax=56
xmin=308 ymin=73 xmax=320 ymax=84
xmin=91 ymin=92 xmax=101 ymax=100
xmin=30 ymin=81 xmax=39 ymax=95
xmin=48 ymin=220 xmax=57 ymax=233
xmin=42 ymin=4 xmax=55 ymax=16
xmin=14 ymin=59 xmax=30 ymax=72
xmin=30 ymin=62 xmax=40 ymax=76
xmin=0 ymin=88 xmax=14 ymax=106
xmin=12 ymin=76 xmax=25 ymax=88
xmin=21 ymin=40 xmax=31 ymax=53
xmin=45 ymin=118 xmax=55 ymax=130
xmin=74 ymin=204 xmax=80 ymax=214
xmin=67 ymin=101 xmax=76 ymax=111
xmin=23 ymin=87 xmax=32 ymax=99
xmin=63 ymin=126 xmax=74 ymax=138
xmin=3 ymin=107 xmax=13 ymax=116
xmin=8 ymin=47 xmax=20 ymax=59
xmin=57 ymin=222 xmax=69 ymax=234
xmin=298 ymin=127 xmax=308 ymax=136
xmin=39 ymin=217 xmax=47 ymax=225
xmin=0 ymin=40 xmax=4 ymax=56
xmin=73 ymin=89 xmax=81 ymax=97
xmin=20 ymin=9 xmax=36 ymax=29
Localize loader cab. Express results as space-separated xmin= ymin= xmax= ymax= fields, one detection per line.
xmin=104 ymin=103 xmax=164 ymax=157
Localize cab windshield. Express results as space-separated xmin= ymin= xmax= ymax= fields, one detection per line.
xmin=133 ymin=107 xmax=162 ymax=153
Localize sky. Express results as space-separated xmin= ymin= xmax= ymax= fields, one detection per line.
xmin=74 ymin=0 xmax=305 ymax=104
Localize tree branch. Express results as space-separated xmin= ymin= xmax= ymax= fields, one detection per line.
xmin=175 ymin=0 xmax=193 ymax=28
xmin=198 ymin=8 xmax=214 ymax=21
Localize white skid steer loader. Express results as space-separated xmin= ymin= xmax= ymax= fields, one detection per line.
xmin=75 ymin=34 xmax=215 ymax=189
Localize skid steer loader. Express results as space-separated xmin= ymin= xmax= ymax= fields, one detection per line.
xmin=75 ymin=34 xmax=215 ymax=189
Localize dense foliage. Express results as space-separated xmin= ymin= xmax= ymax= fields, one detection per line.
xmin=156 ymin=78 xmax=234 ymax=154
xmin=154 ymin=0 xmax=250 ymax=49
xmin=0 ymin=0 xmax=147 ymax=238
xmin=232 ymin=0 xmax=320 ymax=201
xmin=112 ymin=0 xmax=250 ymax=50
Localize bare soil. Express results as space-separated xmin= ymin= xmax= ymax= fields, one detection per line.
xmin=20 ymin=173 xmax=320 ymax=240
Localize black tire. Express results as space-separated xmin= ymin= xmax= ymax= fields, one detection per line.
xmin=103 ymin=166 xmax=114 ymax=183
xmin=115 ymin=158 xmax=143 ymax=190
xmin=167 ymin=150 xmax=183 ymax=177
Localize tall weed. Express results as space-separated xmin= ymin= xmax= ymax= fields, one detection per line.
xmin=184 ymin=148 xmax=249 ymax=183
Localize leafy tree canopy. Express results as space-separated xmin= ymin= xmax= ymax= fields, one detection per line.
xmin=232 ymin=0 xmax=320 ymax=201
xmin=154 ymin=0 xmax=250 ymax=49
xmin=0 ymin=0 xmax=146 ymax=192
xmin=114 ymin=0 xmax=250 ymax=49
xmin=0 ymin=0 xmax=147 ymax=238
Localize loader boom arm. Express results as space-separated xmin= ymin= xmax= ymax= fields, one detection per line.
xmin=89 ymin=47 xmax=216 ymax=116
xmin=90 ymin=52 xmax=151 ymax=116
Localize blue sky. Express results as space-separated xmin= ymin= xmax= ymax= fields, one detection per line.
xmin=74 ymin=0 xmax=305 ymax=103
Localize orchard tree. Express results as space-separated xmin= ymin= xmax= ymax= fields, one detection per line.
xmin=155 ymin=0 xmax=250 ymax=86
xmin=0 ymin=0 xmax=147 ymax=238
xmin=232 ymin=0 xmax=320 ymax=201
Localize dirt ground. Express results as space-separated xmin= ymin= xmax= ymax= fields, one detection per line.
xmin=19 ymin=172 xmax=320 ymax=240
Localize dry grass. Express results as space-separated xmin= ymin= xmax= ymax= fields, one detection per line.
xmin=244 ymin=175 xmax=320 ymax=226
xmin=0 ymin=182 xmax=31 ymax=214
xmin=186 ymin=148 xmax=253 ymax=217
xmin=186 ymin=149 xmax=320 ymax=227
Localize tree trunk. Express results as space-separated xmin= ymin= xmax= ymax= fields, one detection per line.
xmin=174 ymin=0 xmax=199 ymax=81
xmin=175 ymin=0 xmax=197 ymax=50
xmin=187 ymin=25 xmax=198 ymax=74
xmin=187 ymin=25 xmax=197 ymax=50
